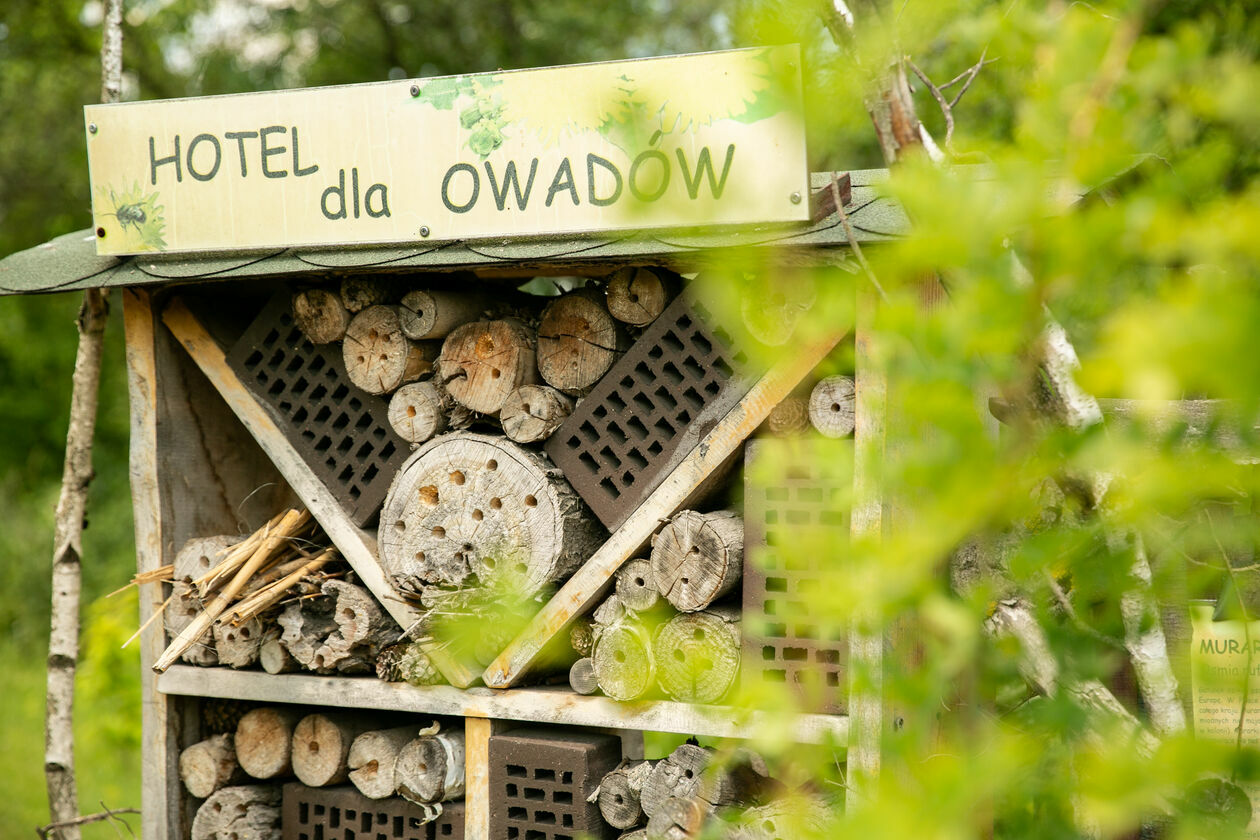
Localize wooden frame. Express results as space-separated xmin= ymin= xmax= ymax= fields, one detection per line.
xmin=125 ymin=262 xmax=858 ymax=839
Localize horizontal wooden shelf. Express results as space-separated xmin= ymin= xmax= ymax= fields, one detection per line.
xmin=158 ymin=666 xmax=849 ymax=745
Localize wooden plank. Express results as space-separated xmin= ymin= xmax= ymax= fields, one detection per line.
xmin=159 ymin=296 xmax=476 ymax=687
xmin=482 ymin=327 xmax=851 ymax=688
xmin=464 ymin=717 xmax=509 ymax=840
xmin=157 ymin=666 xmax=849 ymax=745
xmin=846 ymin=287 xmax=885 ymax=807
xmin=123 ymin=287 xmax=185 ymax=840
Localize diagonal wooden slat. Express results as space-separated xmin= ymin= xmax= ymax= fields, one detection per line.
xmin=160 ymin=296 xmax=479 ymax=688
xmin=482 ymin=325 xmax=852 ymax=688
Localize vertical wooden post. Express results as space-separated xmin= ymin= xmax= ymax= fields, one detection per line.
xmin=846 ymin=287 xmax=886 ymax=808
xmin=463 ymin=717 xmax=507 ymax=840
xmin=123 ymin=289 xmax=187 ymax=840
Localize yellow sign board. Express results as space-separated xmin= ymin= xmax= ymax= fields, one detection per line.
xmin=84 ymin=47 xmax=807 ymax=256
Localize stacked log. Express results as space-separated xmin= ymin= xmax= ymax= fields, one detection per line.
xmin=179 ymin=734 xmax=245 ymax=798
xmin=650 ymin=510 xmax=743 ymax=613
xmin=653 ymin=607 xmax=741 ymax=704
xmin=807 ymin=375 xmax=856 ymax=438
xmin=605 ymin=267 xmax=676 ymax=327
xmin=347 ymin=725 xmax=419 ymax=799
xmin=599 ymin=760 xmax=657 ymax=829
xmin=235 ymin=707 xmax=302 ymax=779
xmin=536 ymin=289 xmax=627 ymax=393
xmin=190 ymin=785 xmax=281 ymax=840
xmin=395 ymin=725 xmax=466 ymax=804
xmin=291 ymin=712 xmax=375 ymax=787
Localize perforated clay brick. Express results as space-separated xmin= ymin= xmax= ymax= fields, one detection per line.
xmin=489 ymin=727 xmax=622 ymax=840
xmin=742 ymin=436 xmax=850 ymax=714
xmin=281 ymin=782 xmax=464 ymax=840
xmin=226 ymin=291 xmax=408 ymax=526
xmin=545 ymin=291 xmax=753 ymax=530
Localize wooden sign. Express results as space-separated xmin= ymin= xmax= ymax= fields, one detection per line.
xmin=84 ymin=47 xmax=807 ymax=256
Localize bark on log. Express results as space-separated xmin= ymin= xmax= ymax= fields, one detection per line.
xmin=765 ymin=396 xmax=810 ymax=436
xmin=191 ymin=785 xmax=281 ymax=840
xmin=340 ymin=277 xmax=394 ymax=312
xmin=399 ymin=288 xmax=490 ymax=340
xmin=347 ymin=725 xmax=419 ymax=799
xmin=293 ymin=288 xmax=351 ymax=344
xmin=259 ymin=626 xmax=298 ymax=674
xmin=570 ymin=617 xmax=596 ymax=657
xmin=165 ymin=581 xmax=218 ymax=666
xmin=292 ymin=712 xmax=375 ymax=787
xmin=235 ymin=707 xmax=302 ymax=779
xmin=537 ymin=290 xmax=627 ymax=392
xmin=179 ymin=734 xmax=245 ymax=799
xmin=569 ymin=657 xmax=599 ymax=695
xmin=605 ymin=267 xmax=676 ymax=327
xmin=616 ymin=558 xmax=661 ymax=613
xmin=212 ymin=616 xmax=264 ymax=669
xmin=650 ymin=510 xmax=743 ymax=612
xmin=500 ymin=384 xmax=574 ymax=444
xmin=277 ymin=593 xmax=338 ymax=673
xmin=343 ymin=305 xmax=439 ymax=395
xmin=438 ymin=319 xmax=538 ymax=414
xmin=808 ymin=375 xmax=856 ymax=438
xmin=645 ymin=796 xmax=708 ymax=840
xmin=174 ymin=535 xmax=241 ymax=583
xmin=395 ymin=727 xmax=466 ymax=804
xmin=653 ymin=607 xmax=741 ymax=704
xmin=389 ymin=381 xmax=449 ymax=445
xmin=311 ymin=579 xmax=402 ymax=674
xmin=593 ymin=620 xmax=655 ymax=701
xmin=599 ymin=760 xmax=656 ymax=829
xmin=376 ymin=640 xmax=446 ymax=686
xmin=379 ymin=432 xmax=603 ymax=593
xmin=640 ymin=744 xmax=711 ymax=819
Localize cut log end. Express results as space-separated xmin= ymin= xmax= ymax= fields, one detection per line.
xmin=593 ymin=621 xmax=654 ymax=701
xmin=343 ymin=305 xmax=437 ymax=395
xmin=537 ymin=291 xmax=625 ymax=392
xmin=808 ymin=375 xmax=856 ymax=438
xmin=654 ymin=609 xmax=741 ymax=704
xmin=293 ymin=288 xmax=351 ymax=344
xmin=179 ymin=734 xmax=243 ymax=799
xmin=569 ymin=657 xmax=599 ymax=695
xmin=438 ymin=319 xmax=538 ymax=414
xmin=599 ymin=761 xmax=655 ymax=829
xmin=191 ymin=785 xmax=281 ymax=840
xmin=292 ymin=712 xmax=374 ymax=788
xmin=606 ymin=267 xmax=675 ymax=327
xmin=399 ymin=287 xmax=488 ymax=340
xmin=616 ymin=558 xmax=661 ymax=612
xmin=500 ymin=384 xmax=574 ymax=444
xmin=389 ymin=381 xmax=449 ymax=445
xmin=395 ymin=729 xmax=466 ymax=803
xmin=235 ymin=706 xmax=302 ymax=779
xmin=650 ymin=510 xmax=744 ymax=613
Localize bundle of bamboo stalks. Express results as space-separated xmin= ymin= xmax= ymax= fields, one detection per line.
xmin=153 ymin=509 xmax=338 ymax=672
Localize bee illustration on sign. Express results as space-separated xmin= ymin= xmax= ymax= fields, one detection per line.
xmin=95 ymin=182 xmax=167 ymax=252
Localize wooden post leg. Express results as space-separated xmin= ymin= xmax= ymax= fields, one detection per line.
xmin=464 ymin=717 xmax=509 ymax=840
xmin=847 ymin=287 xmax=885 ymax=809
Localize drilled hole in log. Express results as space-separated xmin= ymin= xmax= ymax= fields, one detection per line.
xmin=357 ymin=355 xmax=366 ymax=363
xmin=199 ymin=555 xmax=211 ymax=569
xmin=418 ymin=763 xmax=427 ymax=772
xmin=491 ymin=368 xmax=501 ymax=379
xmin=681 ymin=577 xmax=690 ymax=585
xmin=415 ymin=551 xmax=425 ymax=561
xmin=684 ymin=769 xmax=694 ymax=779
xmin=463 ymin=543 xmax=473 ymax=552
xmin=450 ymin=470 xmax=466 ymax=485
xmin=629 ymin=293 xmax=639 ymax=303
xmin=213 ymin=803 xmax=222 ymax=813
xmin=314 ymin=654 xmax=324 ymax=668
xmin=614 ymin=650 xmax=626 ymax=663
xmin=432 ymin=526 xmax=446 ymax=538
xmin=484 ymin=558 xmax=497 ymax=569
xmin=635 ymin=577 xmax=645 ymax=586
xmin=515 ymin=562 xmax=527 ymax=574
xmin=241 ymin=627 xmax=251 ymax=639
xmin=472 ymin=509 xmax=483 ymax=521
xmin=309 ymin=741 xmax=320 ymax=753
xmin=366 ymin=760 xmax=379 ymax=773
xmin=673 ymin=649 xmax=685 ymax=662
xmin=490 ymin=497 xmax=502 ymax=510
xmin=379 ymin=354 xmax=387 ymax=362
xmin=693 ymin=629 xmax=705 ymax=641
xmin=342 ymin=608 xmax=355 ymax=620
xmin=394 ymin=520 xmax=406 ymax=534
xmin=487 ymin=459 xmax=498 ymax=471
xmin=418 ymin=485 xmax=439 ymax=506
xmin=832 ymin=403 xmax=841 ymax=412
xmin=525 ymin=494 xmax=537 ymax=507
xmin=688 ymin=546 xmax=699 ymax=555
xmin=406 ymin=405 xmax=417 ymax=417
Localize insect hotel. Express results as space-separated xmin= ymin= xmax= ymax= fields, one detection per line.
xmin=0 ymin=47 xmax=908 ymax=840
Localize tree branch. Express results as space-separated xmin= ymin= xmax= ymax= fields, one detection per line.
xmin=36 ymin=805 xmax=139 ymax=840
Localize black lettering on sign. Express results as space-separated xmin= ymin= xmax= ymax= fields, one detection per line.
xmin=676 ymin=144 xmax=735 ymax=200
xmin=149 ymin=135 xmax=182 ymax=185
xmin=545 ymin=158 xmax=579 ymax=207
xmin=224 ymin=131 xmax=258 ymax=177
xmin=187 ymin=133 xmax=222 ymax=182
xmin=321 ymin=169 xmax=347 ymax=220
xmin=442 ymin=163 xmax=479 ymax=214
xmin=365 ymin=183 xmax=390 ymax=218
xmin=484 ymin=159 xmax=537 ymax=211
xmin=291 ymin=126 xmax=319 ymax=177
xmin=351 ymin=168 xmax=361 ymax=218
xmin=586 ymin=154 xmax=622 ymax=207
xmin=259 ymin=125 xmax=288 ymax=178
xmin=628 ymin=149 xmax=669 ymax=202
